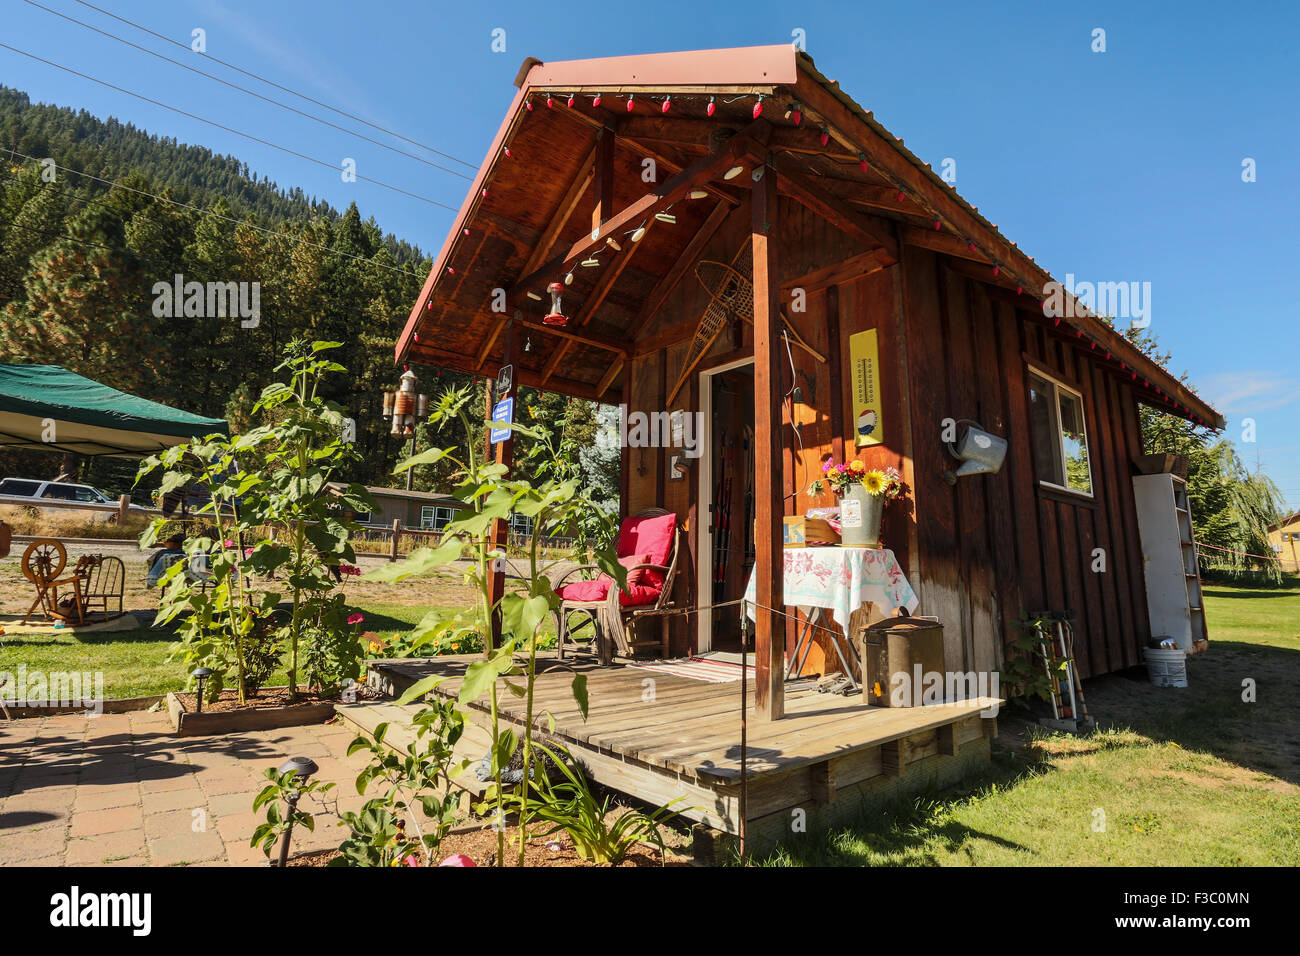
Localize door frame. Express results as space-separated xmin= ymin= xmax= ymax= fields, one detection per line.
xmin=696 ymin=356 xmax=756 ymax=653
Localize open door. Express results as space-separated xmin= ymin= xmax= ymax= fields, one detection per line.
xmin=696 ymin=358 xmax=756 ymax=653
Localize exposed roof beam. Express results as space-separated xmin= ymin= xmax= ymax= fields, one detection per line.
xmin=764 ymin=152 xmax=897 ymax=265
xmin=631 ymin=199 xmax=735 ymax=340
xmin=509 ymin=121 xmax=768 ymax=298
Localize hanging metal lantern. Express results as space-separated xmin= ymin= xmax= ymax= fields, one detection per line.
xmin=543 ymin=281 xmax=568 ymax=327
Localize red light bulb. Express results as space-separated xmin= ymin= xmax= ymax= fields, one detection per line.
xmin=626 ymin=95 xmax=634 ymax=112
xmin=661 ymin=97 xmax=671 ymax=113
xmin=791 ymin=104 xmax=802 ymax=125
xmin=593 ymin=94 xmax=602 ymax=107
xmin=753 ymin=96 xmax=764 ymax=119
xmin=526 ymin=100 xmax=533 ymax=111
xmin=546 ymin=95 xmax=554 ymax=108
xmin=896 ymin=190 xmax=905 ymax=202
xmin=820 ymin=127 xmax=830 ymax=146
xmin=858 ymin=153 xmax=868 ymax=173
xmin=707 ymin=96 xmax=716 ymax=117
xmin=567 ymin=95 xmax=574 ymax=108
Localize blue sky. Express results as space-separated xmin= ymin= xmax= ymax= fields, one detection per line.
xmin=5 ymin=0 xmax=1298 ymax=508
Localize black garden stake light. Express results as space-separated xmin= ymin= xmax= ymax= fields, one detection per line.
xmin=275 ymin=756 xmax=319 ymax=868
xmin=191 ymin=667 xmax=213 ymax=713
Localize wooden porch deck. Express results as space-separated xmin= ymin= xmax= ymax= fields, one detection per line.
xmin=341 ymin=654 xmax=1000 ymax=853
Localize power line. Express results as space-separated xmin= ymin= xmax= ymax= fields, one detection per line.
xmin=69 ymin=0 xmax=477 ymax=171
xmin=0 ymin=42 xmax=461 ymax=212
xmin=2 ymin=149 xmax=428 ymax=281
xmin=22 ymin=0 xmax=472 ymax=182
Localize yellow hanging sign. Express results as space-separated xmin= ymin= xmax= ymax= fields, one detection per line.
xmin=849 ymin=329 xmax=883 ymax=447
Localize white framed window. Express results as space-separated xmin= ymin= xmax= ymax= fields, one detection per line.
xmin=421 ymin=505 xmax=455 ymax=530
xmin=509 ymin=513 xmax=532 ymax=536
xmin=1027 ymin=369 xmax=1093 ymax=497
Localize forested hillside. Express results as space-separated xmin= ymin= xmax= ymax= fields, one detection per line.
xmin=0 ymin=86 xmax=457 ymax=495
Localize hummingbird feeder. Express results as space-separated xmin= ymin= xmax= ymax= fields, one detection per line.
xmin=542 ymin=281 xmax=568 ymax=327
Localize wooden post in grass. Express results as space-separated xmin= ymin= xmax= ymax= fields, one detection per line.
xmin=390 ymin=519 xmax=400 ymax=562
xmin=117 ymin=495 xmax=130 ymax=526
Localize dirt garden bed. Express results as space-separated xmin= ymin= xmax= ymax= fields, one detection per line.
xmin=166 ymin=687 xmax=336 ymax=735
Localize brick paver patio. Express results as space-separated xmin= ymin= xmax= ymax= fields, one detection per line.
xmin=0 ymin=710 xmax=374 ymax=867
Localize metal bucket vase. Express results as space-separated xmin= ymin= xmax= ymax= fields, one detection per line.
xmin=838 ymin=483 xmax=882 ymax=547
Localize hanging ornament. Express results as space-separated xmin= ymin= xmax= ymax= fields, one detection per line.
xmin=526 ymin=99 xmax=534 ymax=111
xmin=447 ymin=266 xmax=455 ymax=275
xmin=564 ymin=272 xmax=574 ymax=285
xmin=626 ymin=94 xmax=635 ymax=112
xmin=753 ymin=95 xmax=765 ymax=119
xmin=524 ymin=336 xmax=532 ymax=353
xmin=543 ymin=281 xmax=568 ymax=327
xmin=463 ymin=228 xmax=470 ymax=236
xmin=858 ymin=153 xmax=869 ymax=173
xmin=413 ymin=332 xmax=419 ymax=342
xmin=933 ymin=218 xmax=941 ymax=230
xmin=992 ymin=264 xmax=1000 ymax=277
xmin=567 ymin=94 xmax=575 ymax=108
xmin=1016 ymin=285 xmax=1023 ymax=295
xmin=967 ymin=240 xmax=976 ymax=252
xmin=896 ymin=189 xmax=905 ymax=202
xmin=661 ymin=96 xmax=671 ymax=114
xmin=791 ymin=102 xmax=802 ymax=125
xmin=426 ymin=300 xmax=434 ymax=311
xmin=503 ymin=145 xmax=511 ymax=158
xmin=593 ymin=93 xmax=602 ymax=107
xmin=706 ymin=96 xmax=716 ymax=117
xmin=481 ymin=188 xmax=488 ymax=198
xmin=546 ymin=94 xmax=554 ymax=109
xmin=819 ymin=126 xmax=830 ymax=146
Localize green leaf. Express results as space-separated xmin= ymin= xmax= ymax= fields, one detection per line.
xmin=457 ymin=652 xmax=516 ymax=707
xmin=361 ymin=537 xmax=465 ymax=582
xmin=393 ymin=446 xmax=457 ymax=475
xmin=571 ymin=674 xmax=589 ymax=721
xmin=394 ymin=674 xmax=446 ymax=706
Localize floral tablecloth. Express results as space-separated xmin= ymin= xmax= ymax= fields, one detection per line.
xmin=743 ymin=547 xmax=918 ymax=630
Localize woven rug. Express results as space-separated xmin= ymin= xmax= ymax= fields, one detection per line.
xmin=629 ymin=656 xmax=746 ymax=683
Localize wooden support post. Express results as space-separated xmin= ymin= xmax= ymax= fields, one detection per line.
xmin=938 ymin=723 xmax=959 ymax=757
xmin=485 ymin=316 xmax=521 ymax=655
xmin=751 ymin=156 xmax=785 ymax=722
xmin=389 ymin=519 xmax=400 ymax=562
xmin=116 ymin=494 xmax=130 ymax=526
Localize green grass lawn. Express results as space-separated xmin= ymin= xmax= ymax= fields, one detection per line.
xmin=759 ymin=577 xmax=1300 ymax=866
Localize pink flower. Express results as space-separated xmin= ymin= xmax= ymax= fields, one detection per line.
xmin=439 ymin=854 xmax=476 ymax=867
xmin=348 ymin=613 xmax=364 ymax=625
xmin=821 ymin=459 xmax=833 ymax=473
xmin=339 ymin=564 xmax=361 ymax=576
xmin=243 ymin=547 xmax=255 ymax=558
xmin=402 ymin=854 xmax=421 ymax=867
xmin=224 ymin=539 xmax=234 ymax=548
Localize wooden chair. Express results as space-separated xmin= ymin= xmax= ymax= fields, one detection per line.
xmin=553 ymin=509 xmax=682 ymax=663
xmin=76 ymin=555 xmax=126 ymax=622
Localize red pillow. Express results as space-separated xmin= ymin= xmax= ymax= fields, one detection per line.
xmin=616 ymin=513 xmax=676 ymax=589
xmin=618 ymin=553 xmax=652 ymax=587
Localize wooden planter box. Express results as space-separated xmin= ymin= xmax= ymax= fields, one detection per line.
xmin=165 ymin=687 xmax=335 ymax=736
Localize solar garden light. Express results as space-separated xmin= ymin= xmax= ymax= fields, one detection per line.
xmin=191 ymin=667 xmax=213 ymax=713
xmin=381 ymin=369 xmax=429 ymax=491
xmin=275 ymin=756 xmax=319 ymax=868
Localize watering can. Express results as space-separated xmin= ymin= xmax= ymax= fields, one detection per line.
xmin=943 ymin=420 xmax=1007 ymax=484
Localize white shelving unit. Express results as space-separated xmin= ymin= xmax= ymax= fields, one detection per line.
xmin=1133 ymin=472 xmax=1209 ymax=653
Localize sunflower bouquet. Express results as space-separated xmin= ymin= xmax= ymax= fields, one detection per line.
xmin=809 ymin=458 xmax=905 ymax=499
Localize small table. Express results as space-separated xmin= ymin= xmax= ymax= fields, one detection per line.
xmin=743 ymin=547 xmax=919 ymax=688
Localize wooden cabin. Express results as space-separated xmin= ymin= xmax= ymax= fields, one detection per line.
xmin=1269 ymin=511 xmax=1300 ymax=573
xmin=393 ymin=44 xmax=1225 ymax=726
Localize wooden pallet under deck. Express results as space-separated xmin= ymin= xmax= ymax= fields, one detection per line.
xmin=340 ymin=655 xmax=1000 ymax=853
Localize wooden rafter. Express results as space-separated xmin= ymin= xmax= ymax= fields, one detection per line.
xmin=509 ymin=123 xmax=764 ymax=297
xmin=766 ymin=153 xmax=897 ymax=264
xmin=632 ymin=199 xmax=734 ymax=340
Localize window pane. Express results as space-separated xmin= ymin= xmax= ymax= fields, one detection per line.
xmin=1057 ymin=392 xmax=1092 ymax=494
xmin=1027 ymin=374 xmax=1063 ymax=485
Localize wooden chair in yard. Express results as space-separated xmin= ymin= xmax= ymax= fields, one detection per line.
xmin=552 ymin=509 xmax=682 ymax=664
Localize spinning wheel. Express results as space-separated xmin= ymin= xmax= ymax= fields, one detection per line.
xmin=22 ymin=538 xmax=67 ymax=583
xmin=20 ymin=538 xmax=85 ymax=626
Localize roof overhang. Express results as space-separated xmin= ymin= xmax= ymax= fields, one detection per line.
xmin=397 ymin=44 xmax=1224 ymax=430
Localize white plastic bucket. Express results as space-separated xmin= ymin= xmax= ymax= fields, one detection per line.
xmin=1144 ymin=647 xmax=1188 ymax=688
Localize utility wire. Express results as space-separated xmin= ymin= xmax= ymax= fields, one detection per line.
xmin=1 ymin=149 xmax=429 ymax=281
xmin=69 ymin=0 xmax=477 ymax=171
xmin=0 ymin=42 xmax=460 ymax=212
xmin=22 ymin=0 xmax=472 ymax=181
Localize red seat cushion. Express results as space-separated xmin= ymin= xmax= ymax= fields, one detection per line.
xmin=619 ymin=553 xmax=652 ymax=586
xmin=555 ymin=577 xmax=661 ymax=607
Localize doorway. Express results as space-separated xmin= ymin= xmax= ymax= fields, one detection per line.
xmin=696 ymin=358 xmax=755 ymax=653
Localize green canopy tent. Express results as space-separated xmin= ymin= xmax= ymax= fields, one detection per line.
xmin=0 ymin=364 xmax=228 ymax=458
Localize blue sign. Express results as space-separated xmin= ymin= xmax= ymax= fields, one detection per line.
xmin=490 ymin=397 xmax=514 ymax=444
